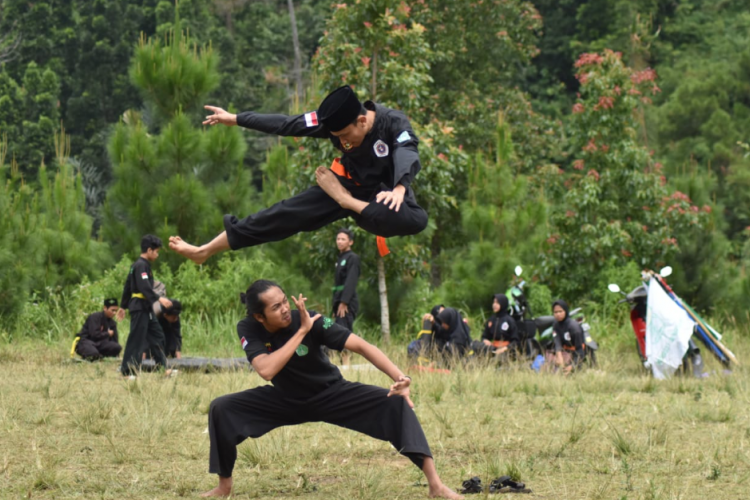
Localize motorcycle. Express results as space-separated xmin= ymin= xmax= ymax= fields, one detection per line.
xmin=506 ymin=266 xmax=598 ymax=366
xmin=607 ymin=265 xmax=724 ymax=377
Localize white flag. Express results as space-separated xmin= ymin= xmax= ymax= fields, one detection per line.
xmin=646 ymin=277 xmax=695 ymax=379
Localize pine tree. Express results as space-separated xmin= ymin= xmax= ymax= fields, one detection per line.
xmin=0 ymin=127 xmax=110 ymax=318
xmin=0 ymin=62 xmax=60 ymax=175
xmin=102 ymin=17 xmax=253 ymax=266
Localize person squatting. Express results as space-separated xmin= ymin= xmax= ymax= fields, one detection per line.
xmin=200 ymin=280 xmax=462 ymax=499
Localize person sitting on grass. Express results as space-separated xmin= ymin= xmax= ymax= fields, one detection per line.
xmin=73 ymin=298 xmax=122 ymax=361
xmin=408 ymin=304 xmax=445 ymax=362
xmin=435 ymin=307 xmax=473 ymax=360
xmin=549 ymin=299 xmax=585 ymax=374
xmin=475 ymin=294 xmax=520 ymax=360
xmin=200 ymin=280 xmax=462 ymax=499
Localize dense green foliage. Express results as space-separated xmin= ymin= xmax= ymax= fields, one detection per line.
xmin=2 ymin=0 xmax=750 ymax=341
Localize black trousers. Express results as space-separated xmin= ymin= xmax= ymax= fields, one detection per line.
xmin=165 ymin=330 xmax=182 ymax=356
xmin=120 ymin=311 xmax=167 ymax=375
xmin=76 ymin=338 xmax=121 ymax=360
xmin=223 ymin=178 xmax=428 ymax=250
xmin=334 ymin=309 xmax=356 ymax=332
xmin=207 ymin=381 xmax=432 ymax=477
xmin=146 ymin=330 xmax=182 ymax=358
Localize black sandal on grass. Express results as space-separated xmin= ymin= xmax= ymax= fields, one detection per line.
xmin=460 ymin=476 xmax=484 ymax=494
xmin=489 ymin=476 xmax=532 ymax=494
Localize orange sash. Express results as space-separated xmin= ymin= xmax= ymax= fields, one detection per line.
xmin=330 ymin=158 xmax=390 ymax=257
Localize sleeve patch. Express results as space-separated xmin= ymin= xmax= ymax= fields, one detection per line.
xmin=240 ymin=336 xmax=248 ymax=349
xmin=141 ymin=272 xmax=148 ymax=280
xmin=396 ymin=131 xmax=410 ymax=143
xmin=501 ymin=322 xmax=509 ymax=331
xmin=304 ymin=111 xmax=319 ymax=127
xmin=322 ymin=317 xmax=334 ymax=329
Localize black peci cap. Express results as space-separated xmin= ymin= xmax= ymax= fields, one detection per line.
xmin=104 ymin=298 xmax=118 ymax=308
xmin=317 ymin=85 xmax=363 ymax=132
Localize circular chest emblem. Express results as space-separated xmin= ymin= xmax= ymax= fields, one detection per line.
xmin=296 ymin=344 xmax=309 ymax=356
xmin=373 ymin=139 xmax=389 ymax=157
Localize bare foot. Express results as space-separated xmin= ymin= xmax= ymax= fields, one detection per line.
xmin=169 ymin=236 xmax=208 ymax=265
xmin=429 ymin=483 xmax=464 ymax=500
xmin=199 ymin=486 xmax=231 ymax=497
xmin=315 ymin=167 xmax=356 ymax=210
xmin=200 ymin=477 xmax=232 ymax=497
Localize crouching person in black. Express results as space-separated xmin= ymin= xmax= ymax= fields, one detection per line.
xmin=201 ymin=280 xmax=462 ymax=499
xmin=551 ymin=299 xmax=585 ymax=374
xmin=159 ymin=299 xmax=183 ymax=358
xmin=407 ymin=304 xmax=445 ymax=363
xmin=435 ymin=308 xmax=472 ymax=360
xmin=75 ymin=298 xmax=122 ymax=360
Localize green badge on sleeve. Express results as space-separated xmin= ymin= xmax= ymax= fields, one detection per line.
xmin=322 ymin=317 xmax=334 ymax=329
xmin=296 ymin=344 xmax=309 ymax=356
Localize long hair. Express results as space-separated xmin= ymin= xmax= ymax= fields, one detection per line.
xmin=240 ymin=280 xmax=282 ymax=318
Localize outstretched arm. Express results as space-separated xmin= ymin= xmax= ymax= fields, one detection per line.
xmin=344 ymin=334 xmax=414 ymax=407
xmin=204 ymin=105 xmax=331 ymax=139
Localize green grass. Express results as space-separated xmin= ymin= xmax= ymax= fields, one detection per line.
xmin=0 ymin=334 xmax=749 ymax=499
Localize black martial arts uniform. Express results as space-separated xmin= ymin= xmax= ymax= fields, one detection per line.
xmin=476 ymin=295 xmax=520 ymax=356
xmin=551 ymin=300 xmax=586 ymax=369
xmin=207 ymin=311 xmax=432 ymax=478
xmin=158 ymin=315 xmax=182 ymax=357
xmin=407 ymin=304 xmax=446 ymax=360
xmin=436 ymin=308 xmax=472 ymax=357
xmin=119 ymin=257 xmax=167 ymax=375
xmin=75 ymin=311 xmax=122 ymax=360
xmin=222 ymin=101 xmax=428 ymax=250
xmin=332 ymin=249 xmax=360 ymax=331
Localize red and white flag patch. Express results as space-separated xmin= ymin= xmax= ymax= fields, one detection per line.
xmin=304 ymin=111 xmax=318 ymax=127
xmin=240 ymin=336 xmax=248 ymax=349
xmin=141 ymin=272 xmax=148 ymax=280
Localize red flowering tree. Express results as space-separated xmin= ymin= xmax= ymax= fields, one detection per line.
xmin=541 ymin=50 xmax=709 ymax=298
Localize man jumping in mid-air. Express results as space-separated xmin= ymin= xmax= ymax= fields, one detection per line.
xmin=169 ymin=85 xmax=428 ymax=264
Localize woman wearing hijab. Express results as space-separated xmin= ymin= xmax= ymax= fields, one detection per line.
xmin=550 ymin=299 xmax=585 ymax=373
xmin=436 ymin=307 xmax=472 ymax=358
xmin=477 ymin=294 xmax=520 ymax=358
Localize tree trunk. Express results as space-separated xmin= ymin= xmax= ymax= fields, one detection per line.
xmin=287 ymin=0 xmax=303 ymax=102
xmin=370 ymin=48 xmax=378 ymax=98
xmin=377 ymin=255 xmax=390 ymax=343
xmin=225 ymin=11 xmax=233 ymax=33
xmin=430 ymin=231 xmax=442 ymax=287
xmin=369 ymin=46 xmax=390 ymax=342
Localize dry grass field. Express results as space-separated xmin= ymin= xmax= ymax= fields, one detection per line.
xmin=1 ymin=337 xmax=749 ymax=500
